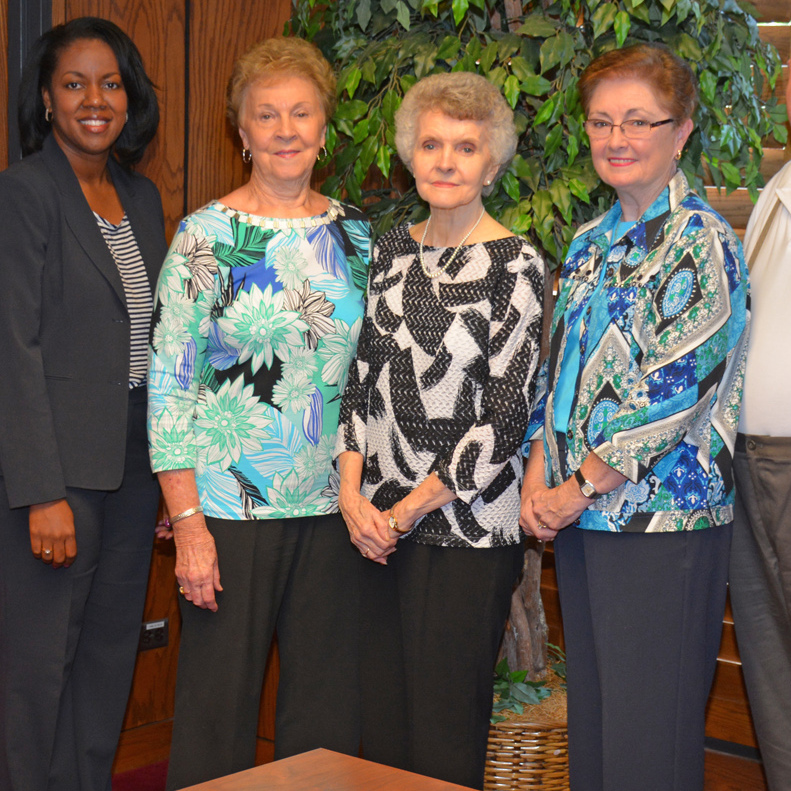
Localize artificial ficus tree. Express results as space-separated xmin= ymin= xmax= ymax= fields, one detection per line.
xmin=292 ymin=0 xmax=784 ymax=266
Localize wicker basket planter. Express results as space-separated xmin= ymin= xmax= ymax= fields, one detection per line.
xmin=484 ymin=716 xmax=569 ymax=791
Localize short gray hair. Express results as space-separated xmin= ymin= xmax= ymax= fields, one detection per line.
xmin=394 ymin=71 xmax=517 ymax=196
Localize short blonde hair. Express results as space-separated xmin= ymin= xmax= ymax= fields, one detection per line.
xmin=227 ymin=37 xmax=336 ymax=127
xmin=395 ymin=72 xmax=517 ymax=196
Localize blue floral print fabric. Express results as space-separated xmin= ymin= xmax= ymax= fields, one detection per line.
xmin=148 ymin=199 xmax=371 ymax=520
xmin=524 ymin=173 xmax=750 ymax=533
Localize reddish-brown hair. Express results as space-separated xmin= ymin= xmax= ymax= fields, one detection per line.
xmin=578 ymin=43 xmax=697 ymax=122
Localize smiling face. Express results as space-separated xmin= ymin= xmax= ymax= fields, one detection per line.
xmin=587 ymin=77 xmax=693 ymax=219
xmin=41 ymin=38 xmax=128 ymax=166
xmin=238 ymin=75 xmax=326 ymax=189
xmin=410 ymin=109 xmax=498 ymax=214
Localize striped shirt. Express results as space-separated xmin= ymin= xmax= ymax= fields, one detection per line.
xmin=95 ymin=213 xmax=153 ymax=388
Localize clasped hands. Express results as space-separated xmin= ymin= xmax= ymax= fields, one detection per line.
xmin=339 ymin=489 xmax=408 ymax=565
xmin=519 ymin=478 xmax=590 ymax=543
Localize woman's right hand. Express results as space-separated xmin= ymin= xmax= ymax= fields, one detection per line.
xmin=29 ymin=498 xmax=77 ymax=568
xmin=173 ymin=515 xmax=222 ymax=611
xmin=338 ymin=485 xmax=396 ymax=564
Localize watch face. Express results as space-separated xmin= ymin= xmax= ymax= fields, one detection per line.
xmin=581 ymin=481 xmax=597 ymax=498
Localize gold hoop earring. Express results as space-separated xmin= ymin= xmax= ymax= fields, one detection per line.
xmin=45 ymin=108 xmax=53 ymax=123
xmin=317 ymin=145 xmax=328 ymax=162
xmin=241 ymin=148 xmax=252 ymax=164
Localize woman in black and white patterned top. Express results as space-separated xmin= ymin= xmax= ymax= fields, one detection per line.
xmin=335 ymin=71 xmax=544 ymax=790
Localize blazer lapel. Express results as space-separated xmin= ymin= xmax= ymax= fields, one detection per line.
xmin=42 ymin=135 xmax=128 ymax=308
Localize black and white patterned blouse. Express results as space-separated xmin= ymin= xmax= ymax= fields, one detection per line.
xmin=336 ymin=224 xmax=544 ymax=548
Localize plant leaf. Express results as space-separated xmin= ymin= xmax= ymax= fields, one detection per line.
xmin=356 ymin=0 xmax=372 ymax=31
xmin=396 ymin=1 xmax=411 ymax=30
xmin=452 ymin=0 xmax=469 ymax=26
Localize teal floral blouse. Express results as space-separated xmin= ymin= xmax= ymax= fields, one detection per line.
xmin=148 ymin=199 xmax=371 ymax=520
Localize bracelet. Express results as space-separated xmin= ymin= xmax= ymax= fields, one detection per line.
xmin=169 ymin=505 xmax=204 ymax=525
xmin=389 ymin=505 xmax=411 ymax=535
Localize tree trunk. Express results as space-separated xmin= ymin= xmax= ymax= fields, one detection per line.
xmin=500 ymin=538 xmax=548 ymax=681
xmin=499 ymin=261 xmax=556 ymax=680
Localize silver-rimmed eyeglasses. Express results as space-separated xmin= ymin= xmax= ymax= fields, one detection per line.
xmin=584 ymin=118 xmax=675 ymax=140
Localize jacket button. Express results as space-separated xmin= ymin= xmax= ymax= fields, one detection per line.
xmin=566 ymin=429 xmax=573 ymax=440
xmin=747 ymin=439 xmax=756 ymax=451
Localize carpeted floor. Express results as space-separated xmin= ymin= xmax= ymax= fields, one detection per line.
xmin=112 ymin=760 xmax=168 ymax=791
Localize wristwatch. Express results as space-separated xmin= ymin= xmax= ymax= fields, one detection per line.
xmin=574 ymin=468 xmax=600 ymax=500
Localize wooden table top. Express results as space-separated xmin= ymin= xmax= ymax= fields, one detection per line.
xmin=179 ymin=748 xmax=476 ymax=790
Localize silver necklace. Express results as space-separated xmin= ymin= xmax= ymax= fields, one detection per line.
xmin=419 ymin=206 xmax=486 ymax=280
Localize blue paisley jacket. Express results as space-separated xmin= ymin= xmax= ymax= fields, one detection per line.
xmin=524 ymin=172 xmax=750 ymax=532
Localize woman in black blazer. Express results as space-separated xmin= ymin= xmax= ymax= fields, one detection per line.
xmin=0 ymin=18 xmax=165 ymax=791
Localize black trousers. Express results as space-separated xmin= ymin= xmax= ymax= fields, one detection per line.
xmin=0 ymin=388 xmax=159 ymax=791
xmin=165 ymin=512 xmax=361 ymax=791
xmin=554 ymin=524 xmax=731 ymax=791
xmin=359 ymin=539 xmax=524 ymax=790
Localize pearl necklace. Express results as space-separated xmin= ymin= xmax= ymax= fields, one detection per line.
xmin=419 ymin=206 xmax=486 ymax=280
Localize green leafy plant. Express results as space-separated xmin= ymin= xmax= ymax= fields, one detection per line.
xmin=492 ymin=659 xmax=551 ymax=724
xmin=290 ymin=0 xmax=784 ymax=268
xmin=491 ymin=644 xmax=566 ymax=724
xmin=548 ymin=642 xmax=566 ymax=682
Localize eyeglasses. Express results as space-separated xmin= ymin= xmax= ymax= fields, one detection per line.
xmin=584 ymin=118 xmax=675 ymax=140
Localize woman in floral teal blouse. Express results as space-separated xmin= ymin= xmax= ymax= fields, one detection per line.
xmin=147 ymin=38 xmax=370 ymax=790
xmin=520 ymin=45 xmax=749 ymax=791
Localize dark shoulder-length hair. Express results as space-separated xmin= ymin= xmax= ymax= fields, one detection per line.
xmin=18 ymin=16 xmax=159 ymax=167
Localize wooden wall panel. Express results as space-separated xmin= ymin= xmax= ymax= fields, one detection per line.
xmin=755 ymin=0 xmax=791 ymax=23
xmin=186 ymin=0 xmax=292 ymax=214
xmin=761 ymin=24 xmax=790 ymax=61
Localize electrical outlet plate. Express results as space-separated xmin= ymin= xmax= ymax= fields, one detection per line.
xmin=139 ymin=618 xmax=168 ymax=651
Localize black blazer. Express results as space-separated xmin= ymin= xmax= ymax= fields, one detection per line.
xmin=0 ymin=134 xmax=167 ymax=509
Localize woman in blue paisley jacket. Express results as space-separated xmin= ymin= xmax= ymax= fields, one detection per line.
xmin=147 ymin=38 xmax=371 ymax=790
xmin=520 ymin=45 xmax=749 ymax=791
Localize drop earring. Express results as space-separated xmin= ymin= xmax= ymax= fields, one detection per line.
xmin=242 ymin=148 xmax=252 ymax=164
